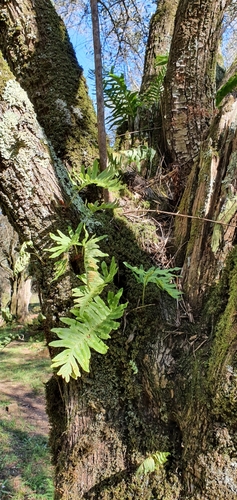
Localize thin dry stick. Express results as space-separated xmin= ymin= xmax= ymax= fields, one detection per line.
xmin=122 ymin=208 xmax=237 ymax=229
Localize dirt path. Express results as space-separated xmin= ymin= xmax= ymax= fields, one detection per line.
xmin=0 ymin=340 xmax=51 ymax=436
xmin=0 ymin=380 xmax=49 ymax=436
xmin=0 ymin=339 xmax=53 ymax=499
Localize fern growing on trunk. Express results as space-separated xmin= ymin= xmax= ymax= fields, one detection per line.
xmin=46 ymin=223 xmax=127 ymax=382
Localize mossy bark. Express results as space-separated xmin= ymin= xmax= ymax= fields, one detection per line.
xmin=0 ymin=0 xmax=98 ymax=168
xmin=1 ymin=1 xmax=237 ymax=499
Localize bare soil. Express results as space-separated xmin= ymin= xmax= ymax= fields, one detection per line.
xmin=0 ymin=341 xmax=50 ymax=436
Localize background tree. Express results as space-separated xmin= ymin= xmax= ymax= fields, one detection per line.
xmin=54 ymin=0 xmax=154 ymax=86
xmin=1 ymin=1 xmax=237 ymax=500
xmin=0 ymin=215 xmax=32 ymax=322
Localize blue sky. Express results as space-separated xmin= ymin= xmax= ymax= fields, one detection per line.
xmin=68 ymin=29 xmax=95 ymax=100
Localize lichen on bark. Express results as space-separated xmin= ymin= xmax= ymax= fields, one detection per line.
xmin=0 ymin=0 xmax=98 ymax=168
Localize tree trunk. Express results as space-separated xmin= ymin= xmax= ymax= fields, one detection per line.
xmin=16 ymin=275 xmax=32 ymax=322
xmin=163 ymin=0 xmax=231 ymax=183
xmin=140 ymin=0 xmax=179 ymax=94
xmin=90 ymin=0 xmax=107 ymax=172
xmin=1 ymin=1 xmax=237 ymax=499
xmin=0 ymin=0 xmax=98 ymax=169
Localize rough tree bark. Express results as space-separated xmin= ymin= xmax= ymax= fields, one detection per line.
xmin=140 ymin=0 xmax=179 ymax=94
xmin=0 ymin=216 xmax=32 ymax=322
xmin=1 ymin=0 xmax=237 ymax=500
xmin=139 ymin=0 xmax=179 ymax=160
xmin=163 ymin=0 xmax=231 ymax=182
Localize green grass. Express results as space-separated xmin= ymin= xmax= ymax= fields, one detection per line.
xmin=0 ymin=327 xmax=54 ymax=499
xmin=0 ymin=421 xmax=54 ymax=499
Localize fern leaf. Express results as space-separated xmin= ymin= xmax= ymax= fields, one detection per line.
xmin=154 ymin=55 xmax=169 ymax=66
xmin=49 ymin=290 xmax=127 ymax=381
xmin=72 ymin=257 xmax=118 ymax=313
xmin=136 ymin=457 xmax=155 ymax=477
xmin=136 ymin=451 xmax=170 ymax=477
xmin=47 ymin=223 xmax=83 ymax=259
xmin=72 ymin=275 xmax=105 ymax=313
xmin=81 ymin=228 xmax=108 ymax=284
xmin=103 ymin=70 xmax=141 ymax=128
xmin=87 ymin=200 xmax=118 ymax=213
xmin=142 ymin=67 xmax=166 ymax=107
xmin=153 ymin=451 xmax=170 ymax=466
xmin=52 ymin=257 xmax=68 ymax=281
xmin=124 ymin=262 xmax=182 ymax=301
xmin=72 ymin=160 xmax=123 ymax=192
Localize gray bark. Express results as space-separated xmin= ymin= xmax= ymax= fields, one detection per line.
xmin=140 ymin=0 xmax=179 ymax=94
xmin=163 ymin=0 xmax=231 ymax=183
xmin=1 ymin=1 xmax=237 ymax=500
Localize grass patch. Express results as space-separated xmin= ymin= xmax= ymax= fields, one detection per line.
xmin=0 ymin=420 xmax=54 ymax=499
xmin=0 ymin=326 xmax=54 ymax=499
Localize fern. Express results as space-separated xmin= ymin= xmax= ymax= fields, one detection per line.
xmin=142 ymin=55 xmax=168 ymax=107
xmin=124 ymin=262 xmax=182 ymax=305
xmin=80 ymin=227 xmax=108 ymax=283
xmin=47 ymin=225 xmax=127 ymax=381
xmin=87 ymin=200 xmax=118 ymax=213
xmin=136 ymin=451 xmax=170 ymax=477
xmin=71 ymin=160 xmax=123 ymax=192
xmin=46 ymin=222 xmax=85 ymax=280
xmin=73 ymin=257 xmax=118 ymax=314
xmin=103 ymin=69 xmax=141 ymax=129
xmin=50 ymin=290 xmax=127 ymax=382
xmin=109 ymin=146 xmax=156 ymax=173
xmin=47 ymin=223 xmax=84 ymax=259
xmin=103 ymin=57 xmax=167 ymax=131
xmin=14 ymin=240 xmax=33 ymax=275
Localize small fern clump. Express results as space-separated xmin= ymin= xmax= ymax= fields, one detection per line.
xmin=47 ymin=223 xmax=127 ymax=382
xmin=103 ymin=69 xmax=141 ymax=129
xmin=71 ymin=159 xmax=123 ymax=193
xmin=109 ymin=145 xmax=156 ymax=173
xmin=124 ymin=262 xmax=182 ymax=305
xmin=142 ymin=55 xmax=168 ymax=107
xmin=103 ymin=56 xmax=168 ymax=132
xmin=136 ymin=451 xmax=170 ymax=477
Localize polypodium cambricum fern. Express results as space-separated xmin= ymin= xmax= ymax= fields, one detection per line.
xmin=124 ymin=262 xmax=182 ymax=305
xmin=47 ymin=224 xmax=127 ymax=382
xmin=141 ymin=55 xmax=168 ymax=107
xmin=136 ymin=451 xmax=170 ymax=477
xmin=71 ymin=159 xmax=124 ymax=193
xmin=50 ymin=289 xmax=127 ymax=382
xmin=103 ymin=69 xmax=141 ymax=129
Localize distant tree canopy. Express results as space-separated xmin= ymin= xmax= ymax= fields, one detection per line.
xmin=53 ymin=0 xmax=155 ymax=85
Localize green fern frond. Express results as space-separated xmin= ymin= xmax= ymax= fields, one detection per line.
xmin=103 ymin=70 xmax=141 ymax=128
xmin=154 ymin=55 xmax=169 ymax=67
xmin=87 ymin=200 xmax=118 ymax=213
xmin=50 ymin=290 xmax=127 ymax=381
xmin=136 ymin=451 xmax=170 ymax=477
xmin=52 ymin=257 xmax=69 ymax=282
xmin=81 ymin=228 xmax=108 ymax=284
xmin=71 ymin=160 xmax=123 ymax=192
xmin=14 ymin=241 xmax=33 ymax=276
xmin=47 ymin=222 xmax=127 ymax=382
xmin=124 ymin=262 xmax=182 ymax=304
xmin=72 ymin=258 xmax=118 ymax=314
xmin=142 ymin=67 xmax=167 ymax=107
xmin=46 ymin=223 xmax=84 ymax=259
